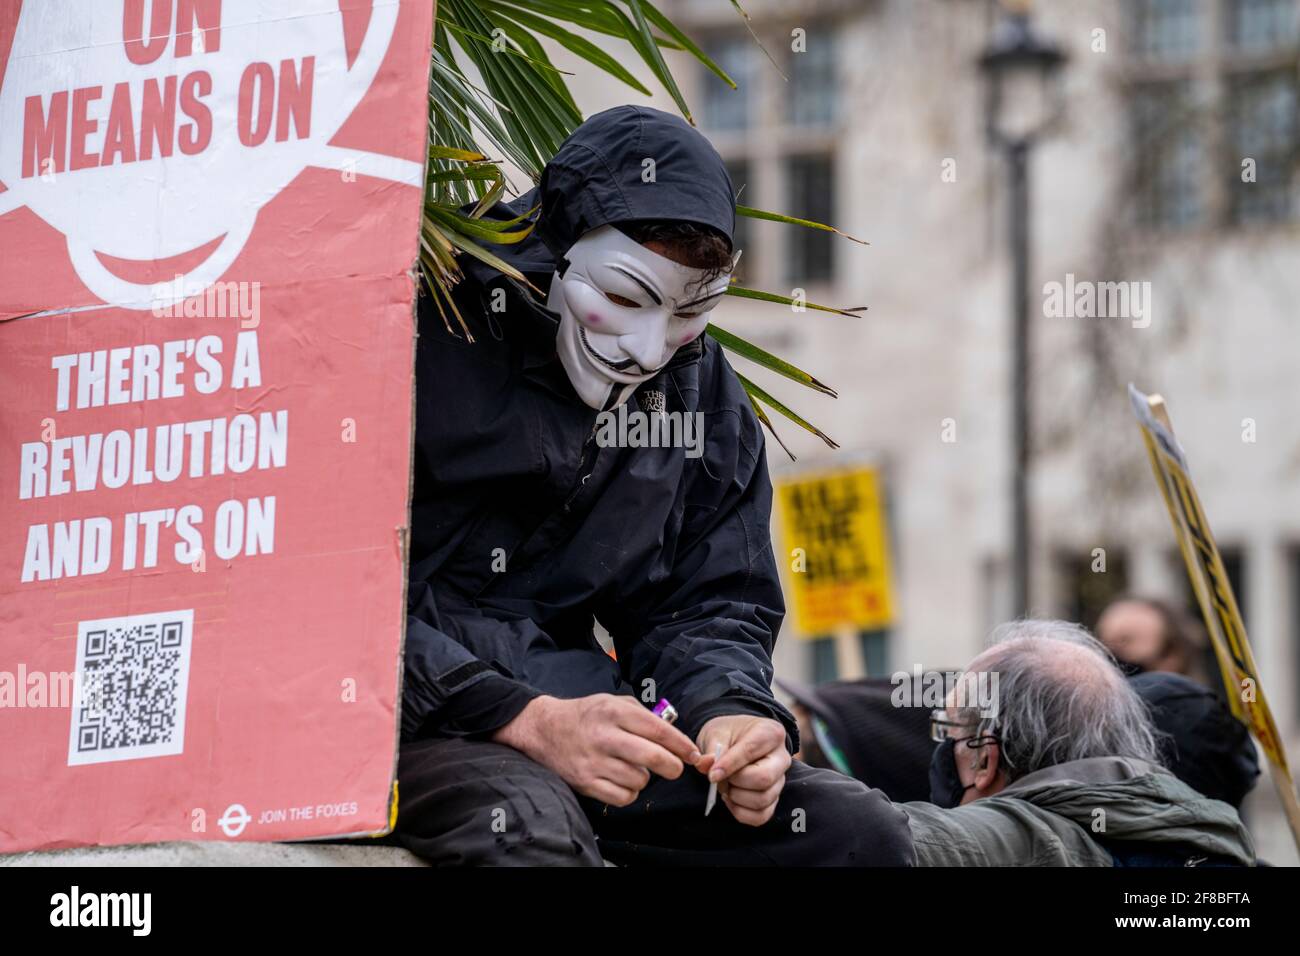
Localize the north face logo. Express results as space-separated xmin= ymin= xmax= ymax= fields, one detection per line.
xmin=639 ymin=389 xmax=666 ymax=415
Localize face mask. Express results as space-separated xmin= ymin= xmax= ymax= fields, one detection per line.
xmin=928 ymin=738 xmax=976 ymax=808
xmin=549 ymin=225 xmax=733 ymax=410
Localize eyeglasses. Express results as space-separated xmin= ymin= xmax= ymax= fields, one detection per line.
xmin=929 ymin=709 xmax=1001 ymax=751
xmin=929 ymin=710 xmax=975 ymax=743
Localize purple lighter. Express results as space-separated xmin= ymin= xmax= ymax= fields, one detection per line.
xmin=652 ymin=698 xmax=678 ymax=725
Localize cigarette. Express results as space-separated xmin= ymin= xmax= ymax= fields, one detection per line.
xmin=705 ymin=743 xmax=723 ymax=816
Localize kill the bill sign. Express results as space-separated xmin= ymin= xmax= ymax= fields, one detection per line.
xmin=0 ymin=1 xmax=432 ymax=851
xmin=775 ymin=466 xmax=897 ymax=638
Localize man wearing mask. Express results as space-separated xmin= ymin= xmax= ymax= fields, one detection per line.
xmin=906 ymin=620 xmax=1255 ymax=866
xmin=393 ymin=106 xmax=914 ymax=866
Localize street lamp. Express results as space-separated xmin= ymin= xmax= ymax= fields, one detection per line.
xmin=978 ymin=2 xmax=1066 ymax=618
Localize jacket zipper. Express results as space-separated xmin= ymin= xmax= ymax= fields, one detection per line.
xmin=562 ymin=422 xmax=598 ymax=513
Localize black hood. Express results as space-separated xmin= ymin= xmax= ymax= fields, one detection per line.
xmin=1130 ymin=671 xmax=1261 ymax=809
xmin=462 ymin=105 xmax=736 ymax=287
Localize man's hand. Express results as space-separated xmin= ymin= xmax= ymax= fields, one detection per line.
xmin=491 ymin=694 xmax=701 ymax=807
xmin=696 ymin=714 xmax=791 ymax=826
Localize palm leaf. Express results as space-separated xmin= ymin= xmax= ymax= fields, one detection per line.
xmin=705 ymin=324 xmax=836 ymax=396
xmin=436 ymin=221 xmax=543 ymax=296
xmin=745 ymin=392 xmax=796 ymax=460
xmin=620 ymin=0 xmax=696 ymax=123
xmin=724 ymin=285 xmax=866 ymax=317
xmin=637 ymin=0 xmax=736 ymax=89
xmin=428 ymin=145 xmax=489 ymax=162
xmin=428 ymin=207 xmax=536 ymax=243
xmin=493 ymin=0 xmax=684 ymax=49
xmin=484 ymin=3 xmax=653 ymax=95
xmin=736 ymin=373 xmax=840 ymax=450
xmin=737 ymin=205 xmax=868 ymax=244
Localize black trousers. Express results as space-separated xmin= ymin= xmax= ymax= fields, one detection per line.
xmin=387 ymin=736 xmax=916 ymax=866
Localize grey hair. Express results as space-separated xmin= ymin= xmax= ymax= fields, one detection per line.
xmin=956 ymin=619 xmax=1162 ymax=781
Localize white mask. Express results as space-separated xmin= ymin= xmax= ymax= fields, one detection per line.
xmin=549 ymin=225 xmax=733 ymax=410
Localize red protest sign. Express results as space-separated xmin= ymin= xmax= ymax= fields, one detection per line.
xmin=0 ymin=1 xmax=431 ymax=851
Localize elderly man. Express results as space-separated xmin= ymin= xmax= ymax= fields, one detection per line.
xmin=905 ymin=620 xmax=1255 ymax=866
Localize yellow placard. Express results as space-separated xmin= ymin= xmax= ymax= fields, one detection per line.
xmin=775 ymin=466 xmax=896 ymax=637
xmin=1129 ymin=384 xmax=1300 ymax=850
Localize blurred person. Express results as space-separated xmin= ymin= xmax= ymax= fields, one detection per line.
xmin=391 ymin=106 xmax=915 ymax=866
xmin=776 ymin=676 xmax=937 ymax=803
xmin=904 ymin=620 xmax=1255 ymax=866
xmin=1096 ymin=595 xmax=1211 ymax=685
xmin=1131 ymin=671 xmax=1260 ymax=810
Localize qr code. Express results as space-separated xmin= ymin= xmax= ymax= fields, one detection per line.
xmin=67 ymin=609 xmax=194 ymax=767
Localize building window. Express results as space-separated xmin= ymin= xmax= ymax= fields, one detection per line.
xmin=788 ymin=32 xmax=838 ymax=127
xmin=1128 ymin=0 xmax=1300 ymax=230
xmin=1226 ymin=70 xmax=1297 ymax=222
xmin=1056 ymin=549 xmax=1130 ymax=633
xmin=1226 ymin=0 xmax=1298 ymax=50
xmin=701 ymin=36 xmax=755 ymax=131
xmin=696 ymin=21 xmax=842 ymax=288
xmin=1135 ymin=0 xmax=1204 ymax=60
xmin=1132 ymin=81 xmax=1208 ymax=228
xmin=785 ymin=154 xmax=835 ymax=283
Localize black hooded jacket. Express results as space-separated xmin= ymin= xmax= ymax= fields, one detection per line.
xmin=401 ymin=106 xmax=798 ymax=750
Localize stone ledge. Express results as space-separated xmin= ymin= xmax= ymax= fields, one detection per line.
xmin=1 ymin=842 xmax=428 ymax=867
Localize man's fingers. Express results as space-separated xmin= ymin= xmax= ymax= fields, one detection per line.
xmin=724 ymin=779 xmax=784 ymax=812
xmin=710 ymin=722 xmax=784 ymax=782
xmin=727 ymin=749 xmax=791 ymax=791
xmin=612 ymin=733 xmax=685 ymax=781
xmin=585 ymin=778 xmax=639 ymax=808
xmin=721 ymin=792 xmax=775 ymax=827
xmin=693 ymin=751 xmax=718 ymax=777
xmin=696 ymin=724 xmax=732 ymax=759
xmin=598 ymin=756 xmax=651 ymax=792
xmin=615 ymin=703 xmax=700 ymax=764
